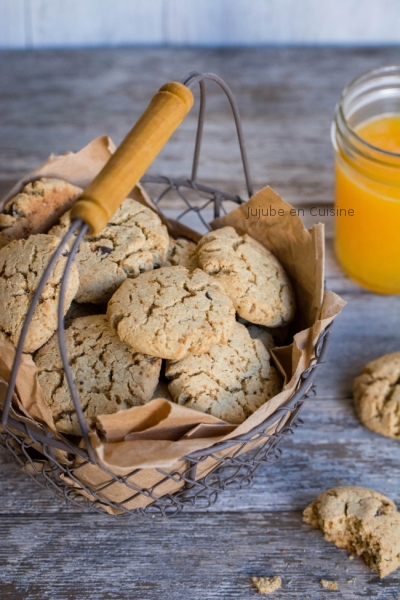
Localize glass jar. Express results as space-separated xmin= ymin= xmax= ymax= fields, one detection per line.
xmin=331 ymin=65 xmax=400 ymax=294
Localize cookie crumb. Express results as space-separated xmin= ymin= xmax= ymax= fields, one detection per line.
xmin=320 ymin=579 xmax=338 ymax=591
xmin=252 ymin=576 xmax=282 ymax=595
xmin=348 ymin=555 xmax=354 ymax=560
xmin=281 ymin=550 xmax=285 ymax=554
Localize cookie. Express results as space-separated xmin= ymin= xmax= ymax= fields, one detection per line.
xmin=243 ymin=323 xmax=275 ymax=352
xmin=164 ymin=237 xmax=198 ymax=271
xmin=49 ymin=197 xmax=169 ymax=304
xmin=353 ymin=352 xmax=400 ymax=439
xmin=238 ymin=317 xmax=288 ymax=348
xmin=107 ymin=266 xmax=235 ymax=360
xmin=197 ymin=226 xmax=295 ymax=327
xmin=303 ymin=486 xmax=400 ymax=578
xmin=0 ymin=178 xmax=82 ymax=249
xmin=34 ymin=315 xmax=162 ymax=436
xmin=165 ymin=322 xmax=282 ymax=424
xmin=0 ymin=234 xmax=79 ymax=353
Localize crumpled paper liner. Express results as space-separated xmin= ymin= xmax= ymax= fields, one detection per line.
xmin=0 ymin=136 xmax=345 ymax=514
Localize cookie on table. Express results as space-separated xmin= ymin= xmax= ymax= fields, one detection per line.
xmin=164 ymin=236 xmax=198 ymax=271
xmin=107 ymin=266 xmax=236 ymax=361
xmin=0 ymin=178 xmax=82 ymax=249
xmin=165 ymin=322 xmax=282 ymax=424
xmin=34 ymin=315 xmax=162 ymax=436
xmin=49 ymin=197 xmax=169 ymax=304
xmin=197 ymin=226 xmax=295 ymax=328
xmin=0 ymin=234 xmax=79 ymax=353
xmin=303 ymin=486 xmax=400 ymax=578
xmin=353 ymin=352 xmax=400 ymax=439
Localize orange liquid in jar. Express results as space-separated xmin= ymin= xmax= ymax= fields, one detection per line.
xmin=335 ymin=115 xmax=400 ymax=294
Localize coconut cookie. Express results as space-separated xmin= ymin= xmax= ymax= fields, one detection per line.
xmin=197 ymin=226 xmax=295 ymax=327
xmin=34 ymin=315 xmax=162 ymax=436
xmin=353 ymin=352 xmax=400 ymax=439
xmin=164 ymin=237 xmax=198 ymax=271
xmin=0 ymin=234 xmax=79 ymax=353
xmin=165 ymin=322 xmax=282 ymax=424
xmin=49 ymin=197 xmax=169 ymax=304
xmin=303 ymin=486 xmax=400 ymax=578
xmin=0 ymin=178 xmax=82 ymax=249
xmin=107 ymin=266 xmax=235 ymax=360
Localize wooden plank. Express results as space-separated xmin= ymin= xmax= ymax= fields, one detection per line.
xmin=0 ymin=0 xmax=26 ymax=49
xmin=0 ymin=512 xmax=398 ymax=599
xmin=5 ymin=0 xmax=400 ymax=49
xmin=1 ymin=46 xmax=399 ymax=201
xmin=165 ymin=0 xmax=271 ymax=46
xmin=166 ymin=0 xmax=400 ymax=45
xmin=29 ymin=0 xmax=164 ymax=47
xmin=316 ymin=292 xmax=400 ymax=399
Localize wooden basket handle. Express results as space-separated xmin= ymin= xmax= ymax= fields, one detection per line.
xmin=71 ymin=81 xmax=194 ymax=234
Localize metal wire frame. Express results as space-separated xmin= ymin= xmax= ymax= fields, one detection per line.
xmin=0 ymin=72 xmax=332 ymax=516
xmin=0 ymin=322 xmax=330 ymax=517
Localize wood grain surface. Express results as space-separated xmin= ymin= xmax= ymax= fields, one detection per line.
xmin=2 ymin=0 xmax=400 ymax=49
xmin=0 ymin=47 xmax=399 ymax=599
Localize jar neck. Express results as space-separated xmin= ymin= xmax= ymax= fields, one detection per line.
xmin=332 ymin=66 xmax=400 ymax=184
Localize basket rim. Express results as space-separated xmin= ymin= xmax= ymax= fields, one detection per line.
xmin=1 ymin=320 xmax=331 ymax=463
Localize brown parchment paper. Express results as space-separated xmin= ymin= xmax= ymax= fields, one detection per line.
xmin=0 ymin=137 xmax=345 ymax=513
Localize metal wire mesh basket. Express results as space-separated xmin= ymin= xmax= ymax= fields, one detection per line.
xmin=0 ymin=72 xmax=332 ymax=517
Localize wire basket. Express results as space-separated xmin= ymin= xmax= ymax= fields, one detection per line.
xmin=0 ymin=72 xmax=332 ymax=517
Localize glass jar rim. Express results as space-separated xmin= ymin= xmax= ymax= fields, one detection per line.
xmin=337 ymin=64 xmax=400 ymax=160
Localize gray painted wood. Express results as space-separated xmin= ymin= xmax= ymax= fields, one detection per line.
xmin=30 ymin=0 xmax=164 ymax=48
xmin=1 ymin=0 xmax=400 ymax=49
xmin=166 ymin=0 xmax=400 ymax=46
xmin=0 ymin=0 xmax=25 ymax=49
xmin=0 ymin=47 xmax=399 ymax=599
xmin=1 ymin=512 xmax=400 ymax=600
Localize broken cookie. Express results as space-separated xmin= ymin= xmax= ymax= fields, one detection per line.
xmin=303 ymin=486 xmax=400 ymax=578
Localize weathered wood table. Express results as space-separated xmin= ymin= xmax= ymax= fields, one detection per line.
xmin=0 ymin=47 xmax=400 ymax=599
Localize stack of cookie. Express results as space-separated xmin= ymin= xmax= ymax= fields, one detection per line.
xmin=0 ymin=178 xmax=296 ymax=437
